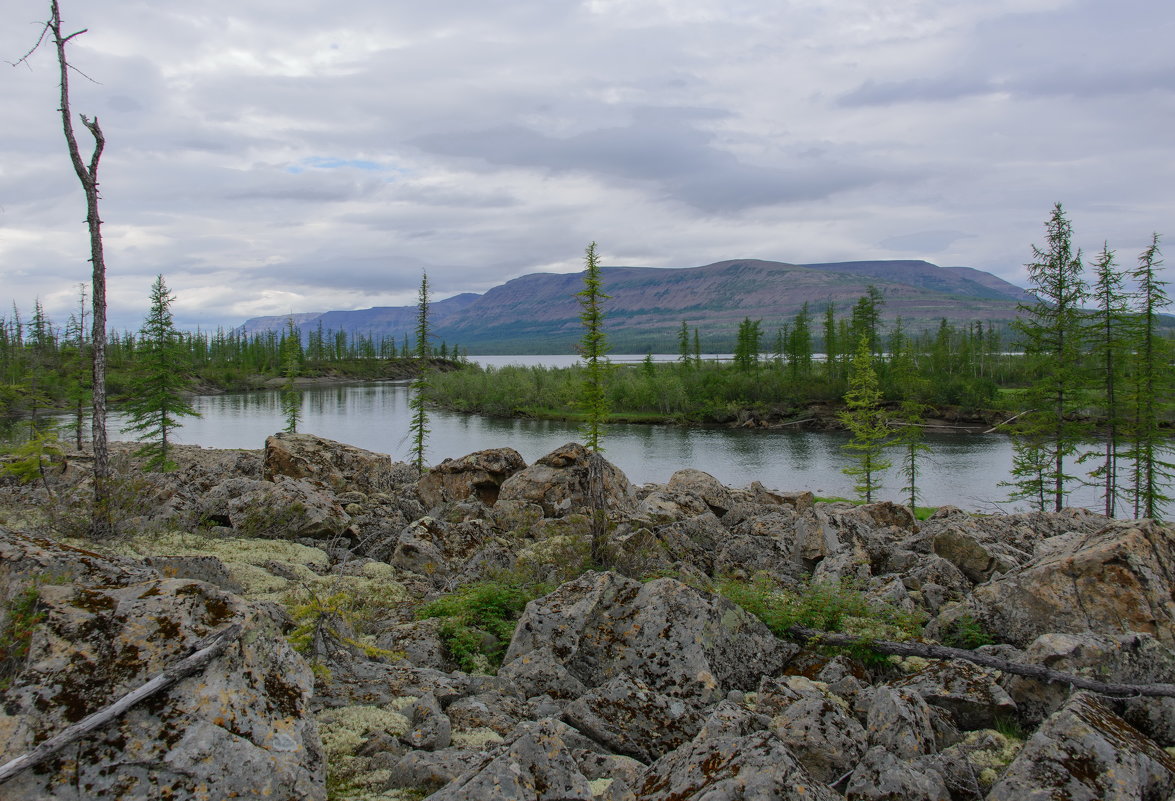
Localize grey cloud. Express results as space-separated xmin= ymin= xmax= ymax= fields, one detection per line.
xmin=878 ymin=231 xmax=976 ymax=254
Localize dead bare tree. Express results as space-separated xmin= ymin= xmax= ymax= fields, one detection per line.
xmin=14 ymin=2 xmax=112 ymax=536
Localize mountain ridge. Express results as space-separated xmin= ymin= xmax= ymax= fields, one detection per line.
xmin=236 ymin=259 xmax=1032 ymax=353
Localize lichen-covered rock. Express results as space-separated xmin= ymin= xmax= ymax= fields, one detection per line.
xmin=426 ymin=717 xmax=595 ymax=800
xmin=447 ymin=691 xmax=527 ymax=736
xmin=866 ymin=686 xmax=938 ymax=759
xmin=200 ymin=475 xmax=351 ymax=539
xmin=931 ymin=525 xmax=1028 ymax=583
xmin=390 ymin=516 xmax=494 ymax=576
xmin=0 ymin=532 xmax=324 ymax=800
xmin=892 ymin=659 xmax=1017 ymax=731
xmin=772 ymin=694 xmax=867 ymax=783
xmin=143 ymin=554 xmax=243 ymax=593
xmin=935 ymin=519 xmax=1175 ymax=648
xmin=846 ymin=745 xmax=950 ymax=801
xmin=1005 ymin=631 xmax=1175 ymax=745
xmin=497 ymin=646 xmax=589 ymax=701
xmin=374 ymin=618 xmax=455 ymax=671
xmin=503 ymin=571 xmax=796 ymax=704
xmin=606 ymin=704 xmax=841 ymax=801
xmin=402 ymin=693 xmax=452 ymax=751
xmin=665 ymin=469 xmax=735 ymax=516
xmin=987 ymin=692 xmax=1175 ymax=801
xmin=263 ymin=432 xmax=400 ymax=494
xmin=417 ymin=447 xmax=527 ymax=508
xmin=562 ymin=676 xmax=704 ymax=763
xmin=497 ymin=443 xmax=636 ymax=518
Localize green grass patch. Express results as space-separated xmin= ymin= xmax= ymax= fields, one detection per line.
xmin=417 ymin=578 xmax=553 ymax=673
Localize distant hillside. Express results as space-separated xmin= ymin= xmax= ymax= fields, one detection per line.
xmin=237 ymin=259 xmax=1030 ymax=353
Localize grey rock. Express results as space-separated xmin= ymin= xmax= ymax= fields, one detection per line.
xmin=263 ymin=432 xmax=400 ymax=494
xmin=866 ymin=686 xmax=937 ymax=759
xmin=201 ymin=475 xmax=351 ymax=539
xmin=447 ymin=691 xmax=527 ymax=736
xmin=143 ymin=554 xmax=242 ymax=593
xmin=402 ymin=693 xmax=452 ymax=751
xmin=417 ymin=447 xmax=527 ymax=508
xmin=987 ymin=692 xmax=1175 ymax=801
xmin=846 ymin=745 xmax=950 ymax=801
xmin=498 ymin=646 xmax=589 ymax=700
xmin=427 ymin=717 xmax=594 ymax=800
xmin=616 ymin=723 xmax=840 ymax=800
xmin=374 ymin=618 xmax=455 ymax=672
xmin=666 ymin=469 xmax=736 ymax=516
xmin=772 ymin=695 xmax=867 ymax=784
xmin=385 ymin=748 xmax=484 ymax=792
xmin=562 ymin=676 xmax=704 ymax=763
xmin=504 ymin=571 xmax=797 ymax=704
xmin=892 ymin=658 xmax=1017 ymax=731
xmin=498 ymin=443 xmax=636 ymax=518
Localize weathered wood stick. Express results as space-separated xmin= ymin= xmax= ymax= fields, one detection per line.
xmin=788 ymin=626 xmax=1175 ymax=698
xmin=983 ymin=409 xmax=1035 ymax=434
xmin=0 ymin=622 xmax=244 ymax=784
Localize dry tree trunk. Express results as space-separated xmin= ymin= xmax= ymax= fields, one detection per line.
xmin=48 ymin=0 xmax=111 ymax=537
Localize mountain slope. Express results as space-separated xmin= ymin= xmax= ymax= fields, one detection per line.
xmin=236 ymin=259 xmax=1028 ymax=353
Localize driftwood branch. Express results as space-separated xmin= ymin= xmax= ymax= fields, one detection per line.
xmin=0 ymin=622 xmax=244 ymax=785
xmin=788 ymin=626 xmax=1175 ymax=698
xmin=984 ymin=409 xmax=1035 ymax=434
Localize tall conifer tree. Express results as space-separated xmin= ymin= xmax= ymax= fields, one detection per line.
xmin=1009 ymin=203 xmax=1089 ymax=511
xmin=122 ymin=275 xmax=198 ymax=472
xmin=409 ymin=272 xmax=431 ymax=472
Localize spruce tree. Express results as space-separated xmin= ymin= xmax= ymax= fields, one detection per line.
xmin=1124 ymin=234 xmax=1174 ymax=519
xmin=121 ymin=275 xmax=199 ymax=472
xmin=1009 ymin=203 xmax=1090 ymax=511
xmin=409 ymin=272 xmax=431 ymax=472
xmin=1084 ymin=244 xmax=1130 ymax=516
xmin=577 ymin=242 xmax=610 ymax=452
xmin=840 ymin=334 xmax=892 ymax=502
xmin=279 ymin=317 xmax=303 ymax=434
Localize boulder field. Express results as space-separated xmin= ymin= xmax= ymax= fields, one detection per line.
xmin=0 ymin=432 xmax=1173 ymax=800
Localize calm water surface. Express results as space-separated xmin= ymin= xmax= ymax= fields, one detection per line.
xmin=106 ymin=378 xmax=1080 ymax=514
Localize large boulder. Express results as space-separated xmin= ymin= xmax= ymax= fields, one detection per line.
xmin=200 ymin=476 xmax=351 ymax=539
xmin=934 ymin=519 xmax=1175 ymax=648
xmin=417 ymin=447 xmax=527 ymax=508
xmin=0 ymin=527 xmax=324 ymax=800
xmin=263 ymin=432 xmax=402 ymax=494
xmin=602 ymin=702 xmax=840 ymax=800
xmin=502 ymin=571 xmax=796 ymax=704
xmin=497 ymin=443 xmax=636 ymax=518
xmin=987 ymin=692 xmax=1175 ymax=801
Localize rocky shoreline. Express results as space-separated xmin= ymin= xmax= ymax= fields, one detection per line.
xmin=1 ymin=434 xmax=1173 ymax=800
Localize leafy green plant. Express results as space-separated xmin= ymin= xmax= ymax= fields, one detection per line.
xmin=939 ymin=613 xmax=995 ymax=649
xmin=417 ymin=579 xmax=550 ymax=672
xmin=718 ymin=576 xmax=923 ymax=642
xmin=0 ymin=583 xmax=47 ymax=691
xmin=286 ymin=587 xmax=402 ymax=664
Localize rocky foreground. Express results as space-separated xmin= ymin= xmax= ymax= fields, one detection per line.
xmin=1 ymin=434 xmax=1174 ymax=800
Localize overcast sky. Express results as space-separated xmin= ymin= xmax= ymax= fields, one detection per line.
xmin=2 ymin=0 xmax=1173 ymax=332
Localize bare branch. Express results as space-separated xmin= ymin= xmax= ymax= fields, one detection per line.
xmin=0 ymin=623 xmax=245 ymax=785
xmin=788 ymin=626 xmax=1175 ymax=699
xmin=6 ymin=20 xmax=51 ymax=68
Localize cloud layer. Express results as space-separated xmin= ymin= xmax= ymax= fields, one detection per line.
xmin=2 ymin=0 xmax=1173 ymax=332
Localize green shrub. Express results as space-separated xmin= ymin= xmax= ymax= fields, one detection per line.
xmin=0 ymin=584 xmax=47 ymax=690
xmin=417 ymin=579 xmax=551 ymax=673
xmin=939 ymin=613 xmax=995 ymax=649
xmin=718 ymin=576 xmax=924 ymax=642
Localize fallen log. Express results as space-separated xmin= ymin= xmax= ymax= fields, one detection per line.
xmin=788 ymin=625 xmax=1175 ymax=698
xmin=0 ymin=622 xmax=244 ymax=784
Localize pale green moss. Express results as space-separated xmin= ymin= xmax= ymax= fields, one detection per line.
xmin=590 ymin=778 xmax=614 ymax=797
xmin=450 ymin=726 xmax=504 ymax=749
xmin=317 ymin=705 xmax=411 ymax=759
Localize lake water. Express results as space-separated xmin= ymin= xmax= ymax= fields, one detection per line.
xmin=104 ymin=376 xmax=1109 ymax=514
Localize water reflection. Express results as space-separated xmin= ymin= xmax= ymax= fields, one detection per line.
xmin=99 ymin=381 xmax=1121 ymax=514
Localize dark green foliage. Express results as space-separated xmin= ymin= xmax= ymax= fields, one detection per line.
xmin=1124 ymin=234 xmax=1175 ymax=519
xmin=410 ymin=272 xmax=431 ymax=471
xmin=1009 ymin=204 xmax=1090 ymax=511
xmin=717 ymin=576 xmax=923 ymax=644
xmin=938 ymin=614 xmax=996 ymax=649
xmin=120 ymin=275 xmax=199 ymax=472
xmin=1084 ymin=244 xmax=1130 ymax=517
xmin=280 ymin=316 xmax=303 ymax=434
xmin=733 ymin=317 xmax=762 ymax=371
xmin=840 ymin=334 xmax=892 ymax=503
xmin=417 ymin=579 xmax=551 ymax=672
xmin=577 ymin=242 xmax=610 ymax=452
